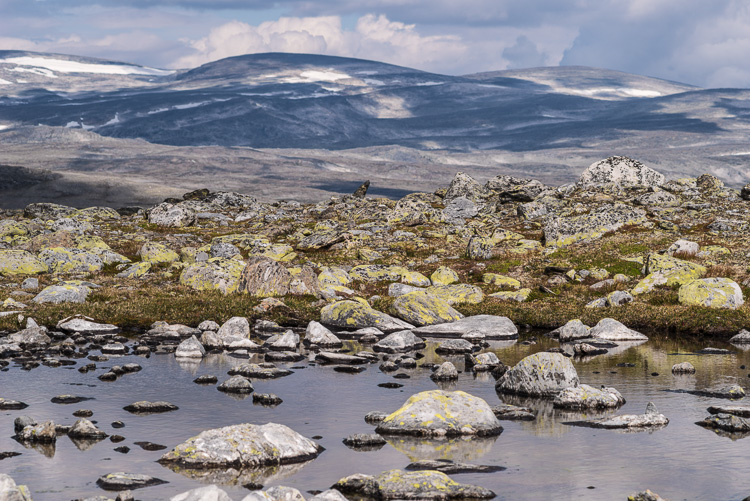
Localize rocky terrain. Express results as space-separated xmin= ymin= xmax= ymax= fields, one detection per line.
xmin=2 ymin=156 xmax=750 ymax=500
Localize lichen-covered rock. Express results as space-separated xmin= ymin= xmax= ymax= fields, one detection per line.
xmin=543 ymin=204 xmax=646 ymax=248
xmin=33 ymin=283 xmax=90 ymax=304
xmin=553 ymin=385 xmax=625 ymax=409
xmin=139 ymin=241 xmax=179 ymax=264
xmin=24 ymin=202 xmax=76 ymax=220
xmin=296 ymin=230 xmax=345 ymax=251
xmin=17 ymin=420 xmax=56 ymax=442
xmin=68 ymin=418 xmax=108 ymax=438
xmin=426 ymin=284 xmax=484 ymax=305
xmin=349 ymin=264 xmax=407 ymax=282
xmin=0 ymin=249 xmax=48 ymax=276
xmin=216 ymin=316 xmax=250 ymax=345
xmin=391 ymin=291 xmax=463 ymax=326
xmin=334 ymin=469 xmax=496 ymax=500
xmin=430 ymin=266 xmax=459 ymax=285
xmin=488 ymin=288 xmax=531 ymax=302
xmin=117 ymin=261 xmax=152 ymax=279
xmin=159 ymin=422 xmax=321 ymax=468
xmin=696 ymin=413 xmax=750 ymax=433
xmin=667 ymin=239 xmax=699 ymax=256
xmin=376 ymin=390 xmax=503 ymax=437
xmin=413 ymin=315 xmax=517 ymax=340
xmin=642 ymin=253 xmax=706 ymax=287
xmin=578 ymin=156 xmax=665 ymax=187
xmin=482 ymin=274 xmax=520 ymax=289
xmin=180 ymin=258 xmax=246 ymax=294
xmin=238 ymin=257 xmax=292 ymax=297
xmin=628 ymin=490 xmax=669 ymax=501
xmin=148 ymin=202 xmax=196 ymax=228
xmin=444 ymin=172 xmax=491 ymax=203
xmin=496 ymin=352 xmax=579 ymax=397
xmin=589 ymin=318 xmax=648 ymax=341
xmin=373 ymin=330 xmax=426 ymax=353
xmin=678 ymin=278 xmax=744 ymax=309
xmin=39 ymin=247 xmax=103 ymax=274
xmin=321 ymin=300 xmax=414 ymax=333
xmin=466 ymin=236 xmax=494 ymax=260
xmin=0 ymin=474 xmax=33 ymax=501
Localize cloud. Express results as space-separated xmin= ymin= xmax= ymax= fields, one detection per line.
xmin=502 ymin=35 xmax=548 ymax=69
xmin=172 ymin=14 xmax=466 ymax=73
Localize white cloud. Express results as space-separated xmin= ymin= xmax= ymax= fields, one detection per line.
xmin=171 ymin=14 xmax=467 ymax=73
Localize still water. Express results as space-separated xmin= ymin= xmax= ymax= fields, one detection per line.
xmin=2 ymin=334 xmax=750 ymax=501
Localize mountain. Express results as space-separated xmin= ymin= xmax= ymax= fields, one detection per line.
xmin=0 ymin=51 xmax=749 ymax=207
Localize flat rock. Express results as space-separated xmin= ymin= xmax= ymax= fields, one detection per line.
xmin=0 ymin=398 xmax=28 ymax=410
xmin=373 ymin=330 xmax=425 ymax=353
xmin=57 ymin=316 xmax=119 ymax=335
xmin=435 ymin=339 xmax=474 ymax=354
xmin=159 ymin=422 xmax=322 ymax=468
xmin=553 ymin=385 xmax=625 ymax=409
xmin=333 ymin=469 xmax=495 ymax=500
xmin=490 ymin=403 xmax=537 ymax=421
xmin=405 ymin=459 xmax=506 ymax=474
xmin=707 ymin=405 xmax=750 ymax=417
xmin=33 ymin=284 xmax=90 ymax=304
xmin=589 ymin=318 xmax=647 ymax=341
xmin=671 ymin=384 xmax=745 ymax=399
xmin=565 ymin=402 xmax=669 ymax=429
xmin=228 ymin=363 xmax=293 ymax=378
xmin=123 ymin=401 xmax=179 ymax=414
xmin=496 ymin=352 xmax=579 ymax=397
xmin=96 ymin=472 xmax=167 ymax=491
xmin=315 ymin=351 xmax=368 ymax=365
xmin=376 ymin=390 xmax=503 ymax=437
xmin=170 ymin=485 xmax=233 ymax=501
xmin=342 ymin=433 xmax=387 ymax=448
xmin=696 ymin=413 xmax=750 ymax=433
xmin=391 ymin=291 xmax=464 ymax=326
xmin=412 ymin=315 xmax=518 ymax=340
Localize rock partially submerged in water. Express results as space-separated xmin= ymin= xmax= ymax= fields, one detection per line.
xmin=495 ymin=352 xmax=579 ymax=397
xmin=57 ymin=316 xmax=119 ymax=335
xmin=159 ymin=422 xmax=322 ymax=468
xmin=304 ymin=321 xmax=342 ymax=348
xmin=228 ymin=363 xmax=293 ymax=378
xmin=170 ymin=484 xmax=233 ymax=501
xmin=333 ymin=469 xmax=496 ymax=500
xmin=412 ymin=315 xmax=518 ymax=340
xmin=729 ymin=329 xmax=750 ymax=344
xmin=376 ymin=390 xmax=503 ymax=437
xmin=405 ymin=460 xmax=506 ymax=474
xmin=123 ymin=401 xmax=179 ymax=414
xmin=696 ymin=413 xmax=750 ymax=433
xmin=490 ymin=403 xmax=536 ymax=421
xmin=551 ymin=319 xmax=590 ymax=342
xmin=0 ymin=398 xmax=28 ymax=410
xmin=564 ymin=402 xmax=669 ymax=429
xmin=430 ymin=362 xmax=459 ymax=381
xmin=16 ymin=420 xmax=56 ymax=443
xmin=589 ymin=318 xmax=647 ymax=341
xmin=671 ymin=362 xmax=696 ymax=374
xmin=96 ymin=472 xmax=167 ymax=491
xmin=373 ymin=330 xmax=426 ymax=353
xmin=68 ymin=418 xmax=108 ymax=439
xmin=175 ymin=336 xmax=205 ymax=358
xmin=0 ymin=473 xmax=32 ymax=501
xmin=671 ymin=384 xmax=745 ymax=399
xmin=628 ymin=490 xmax=670 ymax=501
xmin=707 ymin=405 xmax=750 ymax=417
xmin=553 ymin=385 xmax=625 ymax=410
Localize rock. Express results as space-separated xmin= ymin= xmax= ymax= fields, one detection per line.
xmin=51 ymin=394 xmax=92 ymax=404
xmin=0 ymin=250 xmax=48 ymax=276
xmin=482 ymin=274 xmax=520 ymax=289
xmin=0 ymin=399 xmax=28 ymax=410
xmin=391 ymin=291 xmax=463 ymax=326
xmin=170 ymin=485 xmax=233 ymax=501
xmin=543 ymin=204 xmax=646 ymax=248
xmin=296 ymin=230 xmax=346 ymax=251
xmin=238 ymin=257 xmax=292 ymax=297
xmin=696 ymin=413 xmax=750 ymax=433
xmin=695 ymin=347 xmax=732 ymax=355
xmin=675 ymin=384 xmax=745 ymax=399
xmin=565 ymin=402 xmax=669 ymax=429
xmin=343 ymin=433 xmax=386 ymax=448
xmin=496 ymin=352 xmax=579 ymax=397
xmin=430 ymin=362 xmax=459 ymax=381
xmin=194 ymin=375 xmax=218 ymax=384
xmin=606 ymin=290 xmax=633 ymax=306
xmin=405 ymin=460 xmax=506 ymax=474
xmin=387 ymin=283 xmax=423 ymax=298
xmin=315 ymin=352 xmax=368 ymax=365
xmin=57 ymin=316 xmax=118 ymax=335
xmin=148 ymin=202 xmax=196 ymax=227
xmin=373 ymin=330 xmax=426 ymax=353
xmin=551 ymin=319 xmax=590 ymax=342
xmin=123 ymin=401 xmax=179 ymax=414
xmin=180 ymin=258 xmax=246 ymax=294
xmin=430 ymin=266 xmax=459 ymax=285
xmin=466 ymin=236 xmax=494 ymax=260
xmin=321 ymin=300 xmax=414 ymax=333
xmin=217 ymin=316 xmax=250 ymax=345
xmin=17 ymin=421 xmax=56 ymax=442
xmin=729 ymin=330 xmax=750 ymax=344
xmin=0 ymin=474 xmax=33 ymax=501
xmin=642 ymin=253 xmax=706 ymax=287
xmin=333 ymin=469 xmax=495 ymax=500
xmin=268 ymin=330 xmax=299 ymax=351
xmin=159 ymin=422 xmax=322 ymax=468
xmin=310 ymin=490 xmax=349 ymax=501
xmin=671 ymin=362 xmax=696 ymax=374
xmin=578 ymin=156 xmax=665 ymax=187
xmin=175 ymin=336 xmax=205 ymax=358
xmin=589 ymin=318 xmax=648 ymax=341
xmin=352 ymin=180 xmax=370 ymax=198
xmin=39 ymin=247 xmax=103 ymax=274
xmin=304 ymin=321 xmax=342 ymax=347
xmin=486 ymin=175 xmax=546 ymax=202
xmin=628 ymin=490 xmax=669 ymax=501
xmin=707 ymin=405 xmax=750 ymax=417
xmin=218 ymin=376 xmax=254 ymax=394
xmin=443 ymin=196 xmax=478 ymax=222
xmin=667 ymin=239 xmax=699 ymax=256
xmin=33 ymin=284 xmax=89 ymax=304
xmin=490 ymin=403 xmax=537 ymax=421
xmin=413 ymin=315 xmax=517 ymax=340
xmin=488 ymin=289 xmax=531 ymax=302
xmin=553 ymin=385 xmax=625 ymax=409
xmin=435 ymin=339 xmax=474 ymax=354
xmin=678 ymin=278 xmax=744 ymax=309
xmin=444 ymin=172 xmax=491 ymax=203
xmin=228 ymin=363 xmax=293 ymax=378
xmin=426 ymin=284 xmax=484 ymax=304
xmin=252 ymin=393 xmax=283 ymax=406
xmin=376 ymin=390 xmax=502 ymax=437
xmin=573 ymin=343 xmax=608 ymax=356
xmin=96 ymin=472 xmax=167 ymax=491
xmin=68 ymin=418 xmax=108 ymax=438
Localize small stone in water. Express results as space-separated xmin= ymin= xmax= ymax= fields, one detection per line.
xmin=378 ymin=382 xmax=403 ymax=388
xmin=110 ymin=435 xmax=125 ymax=443
xmin=115 ymin=446 xmax=130 ymax=454
xmin=312 ymin=435 xmax=323 ymax=440
xmin=112 ymin=421 xmax=125 ymax=428
xmin=651 ymin=372 xmax=659 ymax=376
xmin=73 ymin=409 xmax=93 ymax=417
xmin=393 ymin=373 xmax=410 ymax=379
xmin=134 ymin=441 xmax=167 ymax=451
xmin=193 ymin=375 xmax=218 ymax=384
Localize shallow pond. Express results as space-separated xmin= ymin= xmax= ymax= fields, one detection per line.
xmin=2 ymin=334 xmax=750 ymax=501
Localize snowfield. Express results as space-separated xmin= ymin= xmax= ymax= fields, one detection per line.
xmin=1 ymin=56 xmax=174 ymax=76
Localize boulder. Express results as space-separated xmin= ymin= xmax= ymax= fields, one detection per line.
xmin=376 ymin=390 xmax=502 ymax=437
xmin=553 ymin=385 xmax=625 ymax=409
xmin=729 ymin=329 xmax=750 ymax=344
xmin=543 ymin=204 xmax=646 ymax=248
xmin=175 ymin=336 xmax=206 ymax=358
xmin=443 ymin=172 xmax=491 ymax=203
xmin=57 ymin=316 xmax=118 ymax=335
xmin=0 ymin=250 xmax=48 ymax=276
xmin=139 ymin=242 xmax=179 ymax=264
xmin=159 ymin=422 xmax=322 ymax=468
xmin=589 ymin=318 xmax=647 ymax=341
xmin=218 ymin=376 xmax=254 ymax=394
xmin=435 ymin=339 xmax=474 ymax=354
xmin=304 ymin=321 xmax=342 ymax=347
xmin=123 ymin=401 xmax=179 ymax=414
xmin=430 ymin=362 xmax=459 ymax=381
xmin=228 ymin=363 xmax=293 ymax=378
xmin=68 ymin=418 xmax=107 ymax=439
xmin=117 ymin=261 xmax=152 ymax=279
xmin=466 ymin=236 xmax=494 ymax=260
xmin=373 ymin=330 xmax=426 ymax=353
xmin=430 ymin=266 xmax=459 ymax=285
xmin=551 ymin=319 xmax=590 ymax=342
xmin=578 ymin=156 xmax=665 ymax=187
xmin=667 ymin=239 xmax=699 ymax=256
xmin=33 ymin=284 xmax=89 ymax=304
xmin=413 ymin=315 xmax=517 ymax=340
xmin=96 ymin=472 xmax=167 ymax=491
xmin=321 ymin=300 xmax=414 ymax=333
xmin=565 ymin=402 xmax=669 ymax=429
xmin=678 ymin=278 xmax=744 ymax=309
xmin=216 ymin=317 xmax=250 ymax=345
xmin=238 ymin=257 xmax=292 ymax=297
xmin=39 ymin=247 xmax=103 ymax=274
xmin=180 ymin=258 xmax=246 ymax=294
xmin=696 ymin=413 xmax=750 ymax=433
xmin=170 ymin=485 xmax=234 ymax=501
xmin=334 ymin=469 xmax=495 ymax=500
xmin=496 ymin=352 xmax=579 ymax=397
xmin=425 ymin=284 xmax=484 ymax=305
xmin=642 ymin=253 xmax=706 ymax=287
xmin=267 ymin=330 xmax=300 ymax=351
xmin=671 ymin=362 xmax=696 ymax=374
xmin=148 ymin=202 xmax=196 ymax=227
xmin=17 ymin=420 xmax=56 ymax=442
xmin=0 ymin=474 xmax=33 ymax=501
xmin=391 ymin=291 xmax=463 ymax=326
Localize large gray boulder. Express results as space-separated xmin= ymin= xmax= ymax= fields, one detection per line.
xmin=159 ymin=422 xmax=322 ymax=468
xmin=0 ymin=249 xmax=48 ymax=276
xmin=391 ymin=291 xmax=463 ymax=326
xmin=321 ymin=300 xmax=414 ymax=333
xmin=334 ymin=469 xmax=495 ymax=500
xmin=238 ymin=257 xmax=292 ymax=297
xmin=0 ymin=474 xmax=33 ymax=501
xmin=33 ymin=283 xmax=90 ymax=304
xmin=304 ymin=321 xmax=342 ymax=347
xmin=373 ymin=330 xmax=426 ymax=353
xmin=412 ymin=315 xmax=517 ymax=340
xmin=170 ymin=485 xmax=233 ymax=501
xmin=553 ymin=385 xmax=625 ymax=409
xmin=678 ymin=278 xmax=745 ymax=309
xmin=148 ymin=202 xmax=196 ymax=228
xmin=578 ymin=156 xmax=665 ymax=187
xmin=175 ymin=336 xmax=206 ymax=358
xmin=57 ymin=316 xmax=118 ymax=335
xmin=589 ymin=318 xmax=648 ymax=341
xmin=496 ymin=352 xmax=579 ymax=397
xmin=551 ymin=319 xmax=590 ymax=342
xmin=376 ymin=390 xmax=502 ymax=437
xmin=443 ymin=172 xmax=491 ymax=203
xmin=179 ymin=258 xmax=246 ymax=294
xmin=216 ymin=316 xmax=250 ymax=345
xmin=39 ymin=247 xmax=103 ymax=274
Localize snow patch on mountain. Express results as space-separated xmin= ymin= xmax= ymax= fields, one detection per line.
xmin=2 ymin=56 xmax=173 ymax=76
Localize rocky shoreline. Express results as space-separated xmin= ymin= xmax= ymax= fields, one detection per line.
xmin=2 ymin=156 xmax=750 ymax=500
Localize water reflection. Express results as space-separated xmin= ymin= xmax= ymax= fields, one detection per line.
xmin=14 ymin=438 xmax=55 ymax=458
xmin=384 ymin=435 xmax=498 ymax=462
xmin=160 ymin=459 xmax=316 ymax=486
xmin=69 ymin=436 xmax=106 ymax=452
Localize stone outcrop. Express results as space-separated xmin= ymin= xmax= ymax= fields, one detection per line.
xmin=496 ymin=352 xmax=579 ymax=397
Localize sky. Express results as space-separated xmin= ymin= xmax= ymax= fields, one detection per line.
xmin=1 ymin=0 xmax=750 ymax=87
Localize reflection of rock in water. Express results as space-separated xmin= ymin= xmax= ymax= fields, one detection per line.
xmin=498 ymin=393 xmax=619 ymax=438
xmin=69 ymin=436 xmax=106 ymax=451
xmin=160 ymin=459 xmax=314 ymax=486
xmin=433 ymin=380 xmax=458 ymax=391
xmin=472 ymin=372 xmax=493 ymax=384
xmin=385 ymin=435 xmax=498 ymax=462
xmin=176 ymin=357 xmax=202 ymax=374
xmin=14 ymin=438 xmax=55 ymax=458
xmin=221 ymin=391 xmax=252 ymax=402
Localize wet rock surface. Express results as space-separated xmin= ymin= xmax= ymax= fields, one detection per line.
xmin=333 ymin=469 xmax=496 ymax=500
